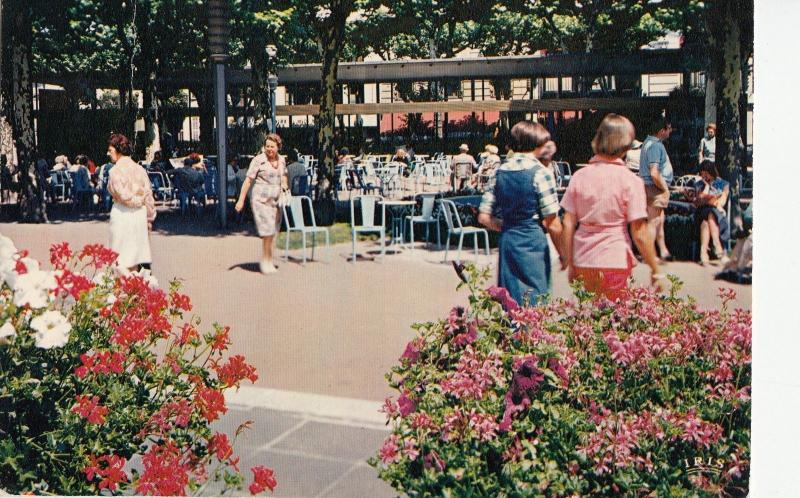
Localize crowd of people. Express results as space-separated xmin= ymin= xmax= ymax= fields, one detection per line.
xmin=17 ymin=112 xmax=747 ymax=295
xmin=476 ymin=115 xmax=744 ymax=304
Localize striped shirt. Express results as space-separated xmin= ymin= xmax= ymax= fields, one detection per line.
xmin=479 ymin=154 xmax=560 ymax=219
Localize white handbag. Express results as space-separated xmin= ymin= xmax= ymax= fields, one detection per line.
xmin=278 ymin=189 xmax=291 ymax=208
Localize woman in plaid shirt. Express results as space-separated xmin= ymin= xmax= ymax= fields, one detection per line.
xmin=478 ymin=121 xmax=566 ymax=305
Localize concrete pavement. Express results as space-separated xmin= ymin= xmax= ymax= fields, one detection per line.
xmin=0 ymin=209 xmax=751 ymax=496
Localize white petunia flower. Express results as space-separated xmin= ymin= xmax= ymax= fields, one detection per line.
xmin=13 ymin=270 xmax=58 ymax=309
xmin=0 ymin=258 xmax=16 ymax=287
xmin=30 ymin=310 xmax=71 ymax=349
xmin=132 ymin=268 xmax=159 ymax=289
xmin=1 ymin=256 xmax=41 ymax=288
xmin=92 ymin=269 xmax=114 ymax=286
xmin=0 ymin=235 xmax=17 ymax=260
xmin=16 ymin=257 xmax=40 ymax=273
xmin=0 ymin=321 xmax=15 ymax=339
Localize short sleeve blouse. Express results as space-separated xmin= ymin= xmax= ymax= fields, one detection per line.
xmin=561 ymin=155 xmax=647 ymax=269
xmin=246 ymin=153 xmax=286 ymax=185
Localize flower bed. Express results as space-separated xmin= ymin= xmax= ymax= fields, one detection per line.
xmin=0 ymin=236 xmax=276 ymax=495
xmin=371 ymin=266 xmax=751 ymax=496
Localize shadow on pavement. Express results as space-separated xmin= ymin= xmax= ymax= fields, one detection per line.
xmin=228 ymin=262 xmax=262 ymax=273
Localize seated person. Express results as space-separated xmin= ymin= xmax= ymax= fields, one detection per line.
xmin=336 ymin=147 xmax=352 ymax=165
xmin=472 ymin=144 xmax=500 ymax=189
xmin=391 ymin=147 xmax=410 ymax=166
xmin=625 ymin=139 xmax=643 ymax=172
xmin=694 ymin=160 xmax=730 ymax=266
xmin=53 ymin=155 xmax=70 ymax=172
xmin=69 ymin=157 xmax=95 ymax=208
xmin=226 ymin=155 xmax=240 ymax=198
xmin=235 ymin=159 xmax=250 ymax=200
xmin=174 ymin=157 xmax=207 ymax=206
xmin=184 ymin=152 xmax=207 ymax=173
xmin=536 ymin=140 xmax=557 ymax=172
xmin=285 ymin=149 xmax=308 ymax=196
xmin=717 ymin=202 xmax=752 ymax=284
xmin=149 ymin=150 xmax=173 ymax=173
xmin=451 ymin=144 xmax=477 ymax=191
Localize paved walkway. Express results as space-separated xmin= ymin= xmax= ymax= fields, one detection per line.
xmin=0 ymin=210 xmax=751 ymax=496
xmin=211 ymin=387 xmax=393 ymax=497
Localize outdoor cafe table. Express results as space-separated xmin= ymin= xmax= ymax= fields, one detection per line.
xmin=381 ymin=199 xmax=416 ymax=249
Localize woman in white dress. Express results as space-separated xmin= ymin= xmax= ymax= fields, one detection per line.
xmin=106 ymin=134 xmax=156 ymax=272
xmin=234 ymin=133 xmax=288 ymax=274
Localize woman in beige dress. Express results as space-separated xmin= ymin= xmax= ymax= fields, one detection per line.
xmin=235 ymin=133 xmax=288 ymax=274
xmin=106 ymin=134 xmax=156 ymax=272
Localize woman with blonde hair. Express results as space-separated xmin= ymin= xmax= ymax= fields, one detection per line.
xmin=235 ymin=133 xmax=288 ymax=274
xmin=560 ymin=114 xmax=662 ymax=299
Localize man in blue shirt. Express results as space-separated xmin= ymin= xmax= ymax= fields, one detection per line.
xmin=639 ymin=116 xmax=674 ymax=261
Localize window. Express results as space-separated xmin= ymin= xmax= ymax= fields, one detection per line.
xmin=511 ymin=79 xmax=531 ymax=100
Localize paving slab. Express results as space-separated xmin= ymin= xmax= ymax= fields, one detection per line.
xmin=0 ymin=213 xmax=750 ymax=402
xmin=0 ymin=211 xmax=751 ymax=497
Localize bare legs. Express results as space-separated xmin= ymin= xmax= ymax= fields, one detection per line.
xmin=261 ymin=236 xmax=274 ymax=265
xmin=259 ymin=212 xmax=282 ymax=274
xmin=647 ymin=206 xmax=671 ymax=260
xmin=699 ymin=212 xmax=724 ymax=265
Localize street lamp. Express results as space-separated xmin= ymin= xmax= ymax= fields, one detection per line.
xmin=208 ymin=0 xmax=230 ymax=228
xmin=266 ymin=45 xmax=278 ymax=133
xmin=268 ymin=74 xmax=278 ymax=133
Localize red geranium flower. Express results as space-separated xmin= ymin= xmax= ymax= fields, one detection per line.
xmin=248 ymin=465 xmax=277 ymax=495
xmin=194 ymin=386 xmax=227 ymax=422
xmin=208 ymin=433 xmax=233 ymax=461
xmin=72 ymin=395 xmax=109 ymax=425
xmin=83 ymin=454 xmax=128 ymax=491
xmin=214 ymin=355 xmax=258 ymax=388
xmin=49 ymin=242 xmax=73 ymax=269
xmin=79 ymin=244 xmax=118 ymax=268
xmin=135 ymin=441 xmax=191 ymax=496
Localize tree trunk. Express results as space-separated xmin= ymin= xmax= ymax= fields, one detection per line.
xmin=248 ymin=43 xmax=272 ymax=148
xmin=315 ymin=10 xmax=348 ymax=201
xmin=708 ymin=0 xmax=745 ymax=234
xmin=118 ymin=83 xmax=135 ymax=141
xmin=0 ymin=0 xmax=4 ymax=116
xmin=142 ymin=72 xmax=157 ymax=160
xmin=704 ymin=76 xmax=716 ymax=125
xmin=10 ymin=1 xmax=45 ymax=222
xmin=193 ymin=85 xmax=215 ymax=154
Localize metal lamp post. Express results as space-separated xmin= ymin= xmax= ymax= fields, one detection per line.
xmin=266 ymin=44 xmax=278 ymax=133
xmin=268 ymin=74 xmax=278 ymax=133
xmin=208 ymin=0 xmax=230 ymax=228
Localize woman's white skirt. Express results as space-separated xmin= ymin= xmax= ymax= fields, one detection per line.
xmin=109 ymin=203 xmax=152 ymax=269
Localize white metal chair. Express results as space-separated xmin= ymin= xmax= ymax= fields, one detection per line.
xmin=282 ymin=196 xmax=330 ymax=264
xmin=378 ymin=163 xmax=403 ymax=198
xmin=554 ymin=161 xmax=572 ymax=188
xmin=406 ymin=193 xmax=440 ymax=251
xmin=350 ymin=194 xmax=386 ymax=262
xmin=437 ymin=199 xmax=490 ymax=263
xmin=675 ymin=175 xmax=702 ymax=188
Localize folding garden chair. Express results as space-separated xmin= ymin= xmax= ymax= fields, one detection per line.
xmin=438 ymin=199 xmax=490 ymax=263
xmin=282 ymin=195 xmax=330 ymax=264
xmin=406 ymin=192 xmax=440 ymax=251
xmin=350 ymin=194 xmax=386 ymax=262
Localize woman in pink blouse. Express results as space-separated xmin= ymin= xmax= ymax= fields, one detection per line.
xmin=560 ymin=114 xmax=662 ymax=300
xmin=106 ymin=134 xmax=156 ymax=272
